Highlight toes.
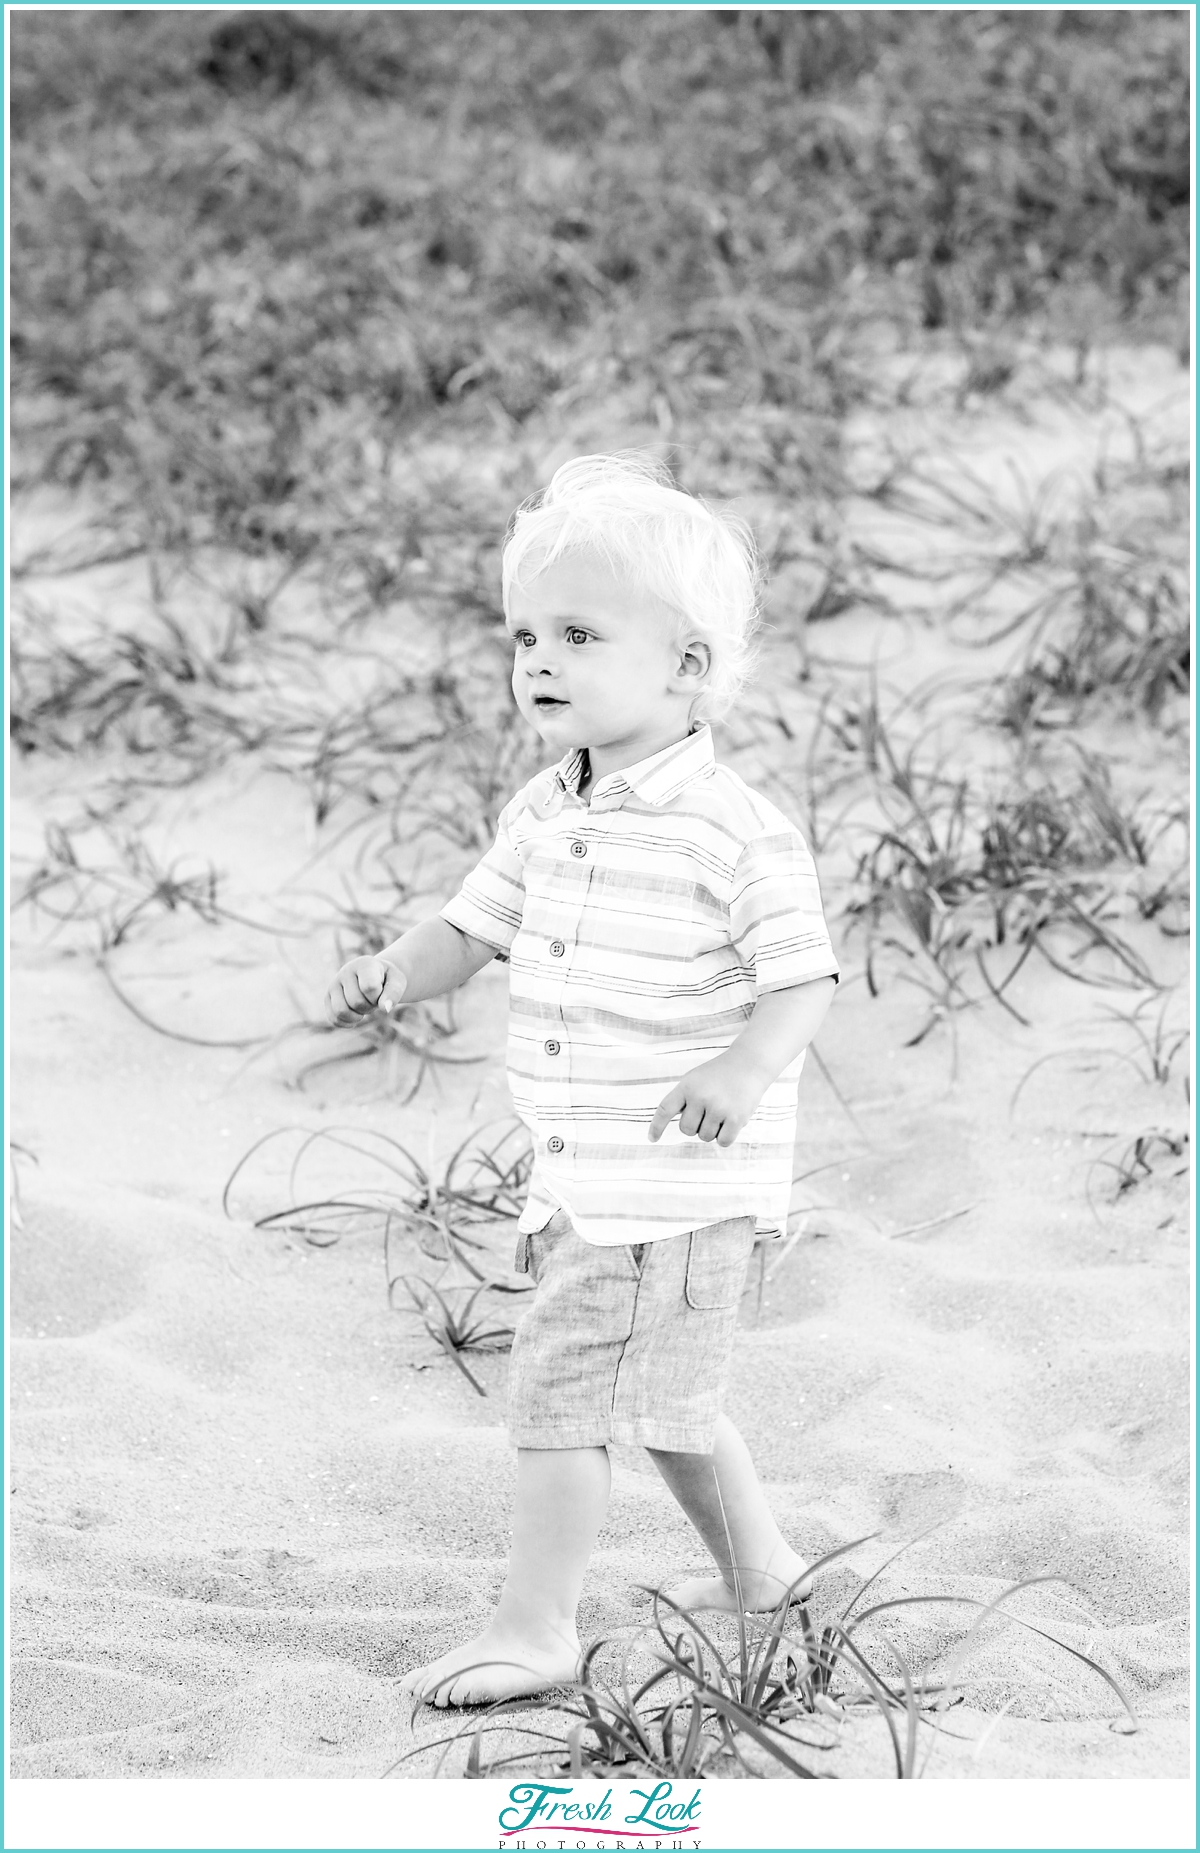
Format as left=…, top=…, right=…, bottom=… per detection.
left=410, top=1662, right=483, bottom=1708
left=402, top=1665, right=444, bottom=1705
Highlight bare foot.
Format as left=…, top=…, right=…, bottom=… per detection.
left=662, top=1556, right=813, bottom=1615
left=400, top=1621, right=582, bottom=1708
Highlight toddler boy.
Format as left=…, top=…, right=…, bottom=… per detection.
left=326, top=454, right=839, bottom=1706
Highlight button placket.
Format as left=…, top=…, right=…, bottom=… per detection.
left=536, top=813, right=586, bottom=1179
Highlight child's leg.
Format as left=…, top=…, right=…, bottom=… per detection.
left=646, top=1414, right=812, bottom=1613
left=400, top=1445, right=610, bottom=1706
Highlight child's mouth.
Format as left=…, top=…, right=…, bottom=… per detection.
left=533, top=696, right=569, bottom=711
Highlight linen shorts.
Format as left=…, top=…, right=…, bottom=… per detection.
left=506, top=1208, right=757, bottom=1453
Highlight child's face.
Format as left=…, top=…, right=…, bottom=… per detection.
left=505, top=551, right=709, bottom=776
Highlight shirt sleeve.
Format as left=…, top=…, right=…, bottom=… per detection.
left=728, top=825, right=840, bottom=993
left=439, top=792, right=526, bottom=962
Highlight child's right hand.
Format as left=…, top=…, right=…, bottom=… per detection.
left=325, top=956, right=408, bottom=1026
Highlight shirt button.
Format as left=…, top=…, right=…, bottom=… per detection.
left=547, top=1136, right=564, bottom=1154
left=549, top=940, right=565, bottom=957
left=571, top=840, right=587, bottom=857
left=544, top=1039, right=561, bottom=1055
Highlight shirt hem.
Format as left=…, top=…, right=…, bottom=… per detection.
left=517, top=1196, right=783, bottom=1246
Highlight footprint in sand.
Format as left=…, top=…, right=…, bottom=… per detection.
left=878, top=1468, right=968, bottom=1534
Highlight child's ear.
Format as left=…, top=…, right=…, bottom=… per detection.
left=677, top=639, right=711, bottom=683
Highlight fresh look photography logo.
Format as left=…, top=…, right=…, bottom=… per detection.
left=499, top=1780, right=702, bottom=1847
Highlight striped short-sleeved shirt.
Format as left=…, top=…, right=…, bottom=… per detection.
left=440, top=723, right=839, bottom=1246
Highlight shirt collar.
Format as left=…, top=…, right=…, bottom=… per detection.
left=553, top=724, right=715, bottom=809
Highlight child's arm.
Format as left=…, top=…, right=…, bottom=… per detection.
left=326, top=918, right=497, bottom=1025
left=648, top=975, right=836, bottom=1147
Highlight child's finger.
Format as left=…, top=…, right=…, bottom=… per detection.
left=678, top=1101, right=705, bottom=1138
left=357, top=960, right=385, bottom=1006
left=337, top=972, right=372, bottom=1018
left=376, top=963, right=407, bottom=1015
left=326, top=982, right=354, bottom=1026
left=648, top=1082, right=686, bottom=1142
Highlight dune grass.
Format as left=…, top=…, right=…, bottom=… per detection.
left=9, top=10, right=1187, bottom=595
left=222, top=1115, right=532, bottom=1254
left=222, top=1116, right=536, bottom=1393
left=393, top=1538, right=1138, bottom=1780
left=841, top=712, right=1174, bottom=1026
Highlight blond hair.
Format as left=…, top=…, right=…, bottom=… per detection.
left=501, top=452, right=763, bottom=722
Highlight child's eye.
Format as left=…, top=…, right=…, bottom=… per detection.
left=566, top=627, right=590, bottom=646
left=513, top=631, right=534, bottom=649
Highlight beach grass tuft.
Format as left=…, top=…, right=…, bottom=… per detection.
left=392, top=1537, right=1138, bottom=1779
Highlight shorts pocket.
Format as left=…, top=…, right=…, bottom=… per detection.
left=517, top=1210, right=572, bottom=1284
left=684, top=1219, right=755, bottom=1312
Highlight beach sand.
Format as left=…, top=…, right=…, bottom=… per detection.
left=9, top=347, right=1191, bottom=1780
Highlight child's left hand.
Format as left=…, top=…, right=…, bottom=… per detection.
left=648, top=1051, right=768, bottom=1148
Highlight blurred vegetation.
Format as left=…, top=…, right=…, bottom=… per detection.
left=10, top=8, right=1191, bottom=1057
left=10, top=7, right=1189, bottom=559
